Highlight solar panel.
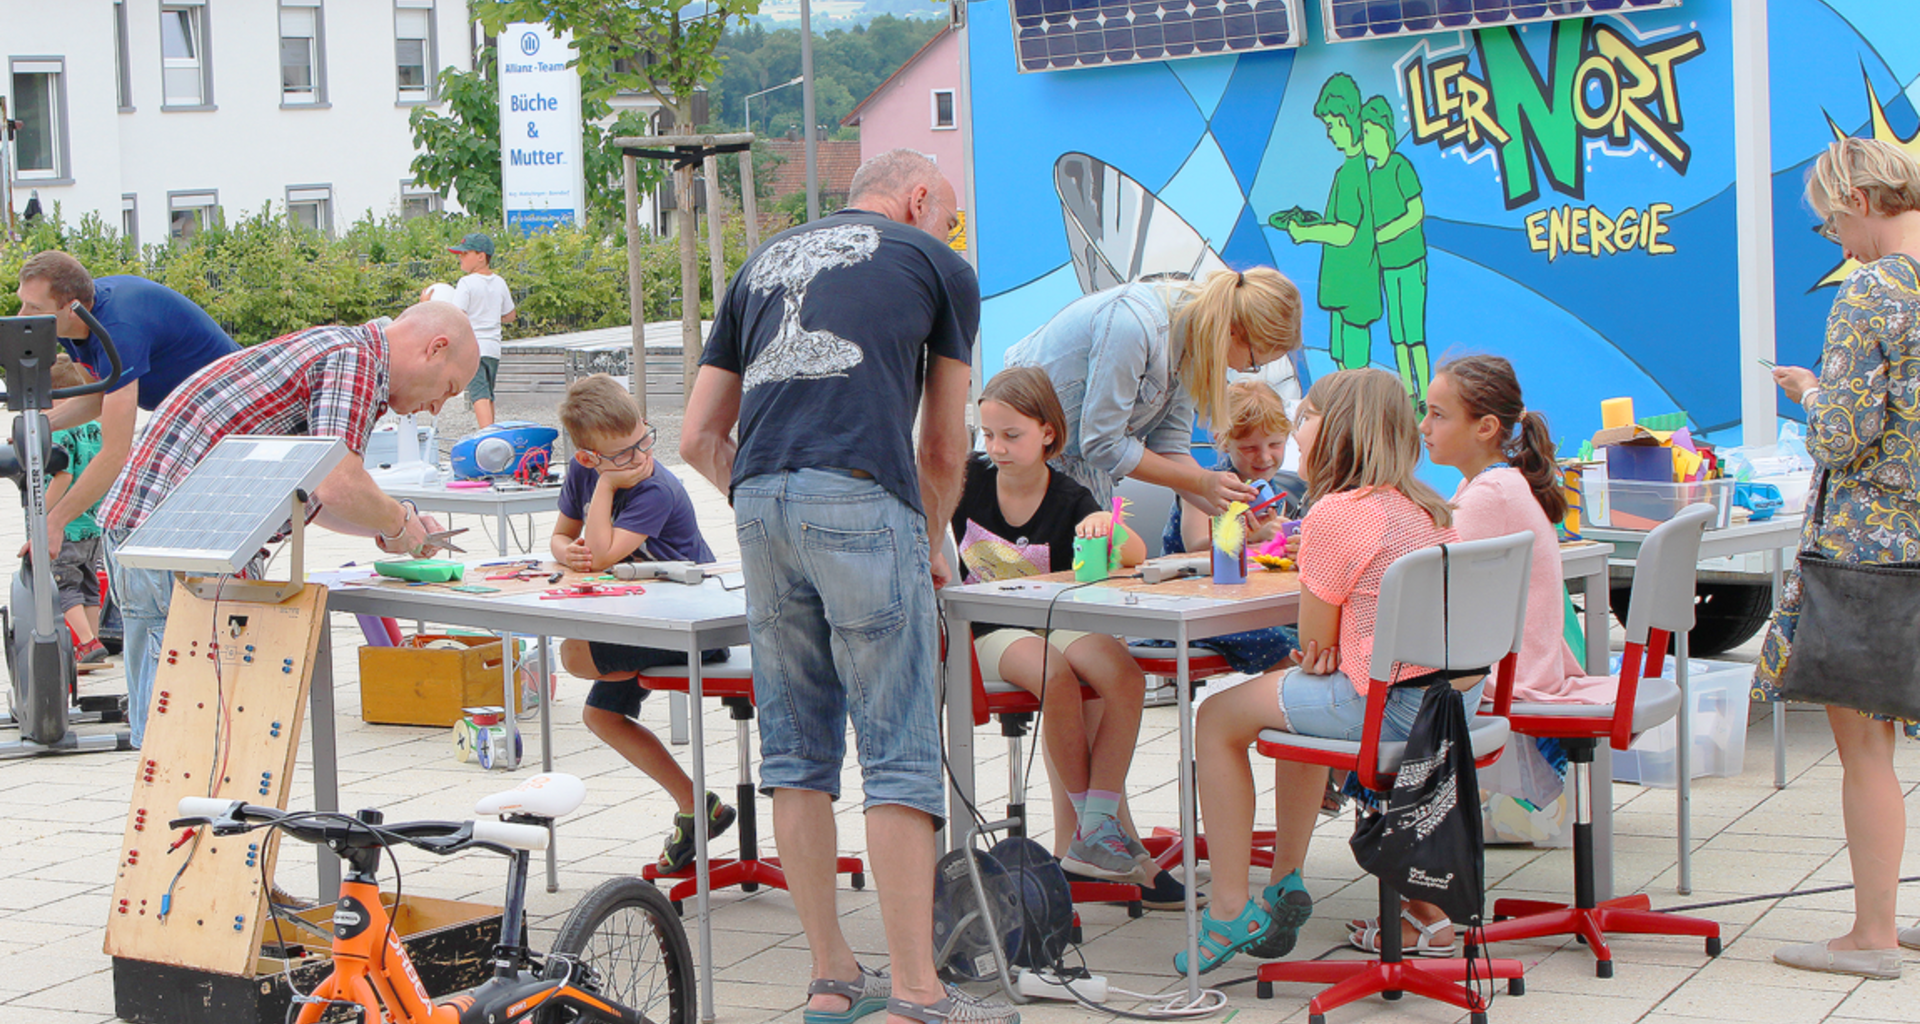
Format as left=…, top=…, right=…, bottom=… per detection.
left=113, top=436, right=348, bottom=574
left=1320, top=0, right=1679, bottom=43
left=1013, top=0, right=1302, bottom=73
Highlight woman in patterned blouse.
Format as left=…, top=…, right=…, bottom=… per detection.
left=1761, top=136, right=1920, bottom=981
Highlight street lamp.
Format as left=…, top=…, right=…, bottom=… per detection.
left=744, top=76, right=804, bottom=136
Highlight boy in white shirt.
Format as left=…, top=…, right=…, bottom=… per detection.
left=425, top=233, right=517, bottom=427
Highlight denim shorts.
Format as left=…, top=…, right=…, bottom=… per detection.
left=1278, top=668, right=1488, bottom=743
left=734, top=469, right=944, bottom=822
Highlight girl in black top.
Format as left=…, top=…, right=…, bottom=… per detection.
left=949, top=367, right=1153, bottom=885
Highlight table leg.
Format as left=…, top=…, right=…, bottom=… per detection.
left=311, top=633, right=340, bottom=902
left=943, top=612, right=976, bottom=854
left=496, top=507, right=510, bottom=558
left=689, top=637, right=715, bottom=1024
left=1674, top=630, right=1692, bottom=896
left=669, top=691, right=690, bottom=745
left=1176, top=624, right=1199, bottom=1004
left=540, top=635, right=558, bottom=893
left=502, top=632, right=521, bottom=770
left=1580, top=567, right=1615, bottom=903
left=1770, top=547, right=1787, bottom=790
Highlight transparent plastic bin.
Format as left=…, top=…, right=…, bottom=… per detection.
left=1612, top=658, right=1755, bottom=787
left=1584, top=475, right=1734, bottom=531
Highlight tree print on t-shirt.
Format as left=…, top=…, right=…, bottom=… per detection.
left=741, top=223, right=878, bottom=391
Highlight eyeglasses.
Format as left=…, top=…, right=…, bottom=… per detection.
left=1813, top=214, right=1842, bottom=243
left=583, top=427, right=656, bottom=468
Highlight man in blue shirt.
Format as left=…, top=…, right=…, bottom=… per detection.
left=14, top=251, right=239, bottom=555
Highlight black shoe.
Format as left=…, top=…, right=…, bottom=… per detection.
left=656, top=792, right=736, bottom=875
left=1062, top=867, right=1209, bottom=911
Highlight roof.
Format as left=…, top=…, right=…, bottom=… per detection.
left=840, top=25, right=952, bottom=127
left=763, top=139, right=863, bottom=198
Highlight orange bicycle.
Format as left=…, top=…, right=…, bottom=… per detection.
left=175, top=773, right=691, bottom=1024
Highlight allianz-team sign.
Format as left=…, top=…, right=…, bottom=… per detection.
left=499, top=22, right=584, bottom=232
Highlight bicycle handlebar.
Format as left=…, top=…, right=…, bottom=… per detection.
left=59, top=302, right=123, bottom=399
left=172, top=799, right=549, bottom=855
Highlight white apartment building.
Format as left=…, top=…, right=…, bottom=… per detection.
left=4, top=0, right=475, bottom=247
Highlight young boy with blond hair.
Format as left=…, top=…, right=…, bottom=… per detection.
left=550, top=374, right=733, bottom=873
left=45, top=354, right=109, bottom=664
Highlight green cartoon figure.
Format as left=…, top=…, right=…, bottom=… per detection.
left=1361, top=95, right=1431, bottom=410
left=1281, top=73, right=1381, bottom=375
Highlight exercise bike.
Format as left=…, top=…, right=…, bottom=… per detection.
left=0, top=302, right=126, bottom=756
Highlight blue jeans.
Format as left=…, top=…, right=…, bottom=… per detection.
left=734, top=469, right=944, bottom=821
left=1278, top=668, right=1488, bottom=743
left=104, top=527, right=174, bottom=749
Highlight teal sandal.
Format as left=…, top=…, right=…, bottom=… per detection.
left=1245, top=871, right=1313, bottom=959
left=802, top=964, right=891, bottom=1024
left=1172, top=898, right=1273, bottom=974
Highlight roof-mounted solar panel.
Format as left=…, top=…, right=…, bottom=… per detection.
left=1014, top=0, right=1302, bottom=72
left=1321, top=0, right=1680, bottom=44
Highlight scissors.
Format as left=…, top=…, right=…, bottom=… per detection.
left=412, top=527, right=469, bottom=558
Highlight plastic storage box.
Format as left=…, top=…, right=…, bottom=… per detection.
left=1582, top=473, right=1734, bottom=531
left=1612, top=658, right=1755, bottom=787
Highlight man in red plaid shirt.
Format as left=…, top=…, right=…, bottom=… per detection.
left=100, top=300, right=480, bottom=747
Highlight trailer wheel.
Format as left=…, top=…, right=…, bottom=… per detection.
left=1608, top=580, right=1776, bottom=658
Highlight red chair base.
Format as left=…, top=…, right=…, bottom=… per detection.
left=644, top=855, right=866, bottom=910
left=1066, top=880, right=1145, bottom=920
left=1256, top=955, right=1526, bottom=1023
left=1146, top=827, right=1276, bottom=871
left=1482, top=894, right=1721, bottom=977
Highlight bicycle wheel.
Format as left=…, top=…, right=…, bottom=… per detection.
left=547, top=876, right=694, bottom=1024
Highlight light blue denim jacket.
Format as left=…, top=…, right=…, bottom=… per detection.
left=1004, top=282, right=1196, bottom=498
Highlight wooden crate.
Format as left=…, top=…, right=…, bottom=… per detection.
left=112, top=893, right=501, bottom=1024
left=358, top=634, right=518, bottom=728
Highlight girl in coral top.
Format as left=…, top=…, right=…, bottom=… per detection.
left=1184, top=368, right=1469, bottom=974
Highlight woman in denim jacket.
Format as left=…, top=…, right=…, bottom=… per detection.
left=1005, top=268, right=1302, bottom=514
left=1761, top=137, right=1920, bottom=982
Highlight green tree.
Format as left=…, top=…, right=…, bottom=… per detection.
left=408, top=47, right=504, bottom=224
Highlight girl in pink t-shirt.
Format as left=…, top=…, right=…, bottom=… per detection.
left=1421, top=355, right=1613, bottom=703
left=1183, top=369, right=1471, bottom=973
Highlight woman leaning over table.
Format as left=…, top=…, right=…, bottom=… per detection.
left=1004, top=267, right=1302, bottom=515
left=1760, top=136, right=1920, bottom=982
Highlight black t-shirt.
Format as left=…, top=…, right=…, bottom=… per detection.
left=700, top=208, right=981, bottom=514
left=950, top=454, right=1101, bottom=637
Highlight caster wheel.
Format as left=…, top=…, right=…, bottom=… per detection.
left=1575, top=934, right=1588, bottom=945
left=1069, top=925, right=1083, bottom=944
left=1309, top=1015, right=1325, bottom=1024
left=1126, top=901, right=1144, bottom=920
left=852, top=873, right=866, bottom=891
left=1384, top=990, right=1402, bottom=1001
left=742, top=882, right=759, bottom=894
left=1471, top=1014, right=1487, bottom=1024
left=1508, top=977, right=1525, bottom=996
left=670, top=900, right=684, bottom=917
left=1597, top=960, right=1614, bottom=979
left=1256, top=981, right=1273, bottom=1000
left=1706, top=936, right=1722, bottom=956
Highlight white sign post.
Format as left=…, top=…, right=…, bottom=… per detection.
left=499, top=22, right=585, bottom=232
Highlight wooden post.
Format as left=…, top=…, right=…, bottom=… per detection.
left=739, top=138, right=761, bottom=251
left=702, top=151, right=727, bottom=318
left=623, top=152, right=648, bottom=420
left=677, top=159, right=701, bottom=401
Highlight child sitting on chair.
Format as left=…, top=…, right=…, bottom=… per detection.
left=949, top=366, right=1155, bottom=885
left=1184, top=368, right=1476, bottom=974
left=549, top=374, right=733, bottom=874
left=45, top=354, right=109, bottom=664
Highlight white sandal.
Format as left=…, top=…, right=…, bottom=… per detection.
left=1347, top=909, right=1457, bottom=957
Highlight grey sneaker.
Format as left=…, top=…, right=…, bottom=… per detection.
left=1120, top=830, right=1158, bottom=876
left=1773, top=939, right=1900, bottom=980
left=1062, top=819, right=1152, bottom=884
left=887, top=985, right=1019, bottom=1024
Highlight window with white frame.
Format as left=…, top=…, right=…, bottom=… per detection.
left=395, top=1, right=435, bottom=102
left=10, top=59, right=69, bottom=180
left=281, top=1, right=325, bottom=104
left=160, top=2, right=212, bottom=108
left=122, top=195, right=139, bottom=249
left=286, top=184, right=332, bottom=234
left=932, top=89, right=956, bottom=130
left=114, top=1, right=134, bottom=109
left=400, top=180, right=442, bottom=220
left=169, top=190, right=218, bottom=243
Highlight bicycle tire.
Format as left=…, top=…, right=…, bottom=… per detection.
left=545, top=876, right=694, bottom=1024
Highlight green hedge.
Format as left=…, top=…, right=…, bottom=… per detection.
left=0, top=203, right=758, bottom=346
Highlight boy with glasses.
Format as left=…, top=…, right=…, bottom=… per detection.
left=550, top=374, right=734, bottom=874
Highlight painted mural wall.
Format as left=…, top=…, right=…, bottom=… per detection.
left=966, top=0, right=1907, bottom=456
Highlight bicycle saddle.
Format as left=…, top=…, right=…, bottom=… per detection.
left=475, top=772, right=586, bottom=819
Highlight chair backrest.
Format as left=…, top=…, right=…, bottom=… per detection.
left=1371, top=532, right=1535, bottom=680
left=1620, top=503, right=1714, bottom=643
left=1114, top=475, right=1175, bottom=559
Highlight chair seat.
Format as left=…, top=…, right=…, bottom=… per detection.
left=1257, top=713, right=1510, bottom=773
left=634, top=646, right=756, bottom=700
left=1503, top=676, right=1681, bottom=738
left=1127, top=642, right=1233, bottom=677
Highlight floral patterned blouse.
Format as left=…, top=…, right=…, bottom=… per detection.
left=1753, top=253, right=1920, bottom=738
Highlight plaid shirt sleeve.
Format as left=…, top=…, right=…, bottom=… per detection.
left=306, top=343, right=384, bottom=454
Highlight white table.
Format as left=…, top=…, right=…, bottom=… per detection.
left=940, top=541, right=1614, bottom=1000
left=381, top=482, right=563, bottom=557
left=319, top=571, right=747, bottom=1023
left=1582, top=515, right=1802, bottom=894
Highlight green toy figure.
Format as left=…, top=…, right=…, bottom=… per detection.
left=1361, top=95, right=1431, bottom=411
left=1284, top=73, right=1382, bottom=377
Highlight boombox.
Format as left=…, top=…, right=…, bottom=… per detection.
left=450, top=422, right=559, bottom=481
